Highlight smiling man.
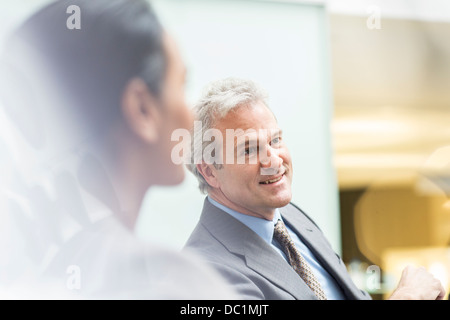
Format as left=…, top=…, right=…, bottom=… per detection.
left=184, top=77, right=446, bottom=300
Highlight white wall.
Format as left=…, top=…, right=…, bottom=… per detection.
left=136, top=0, right=341, bottom=253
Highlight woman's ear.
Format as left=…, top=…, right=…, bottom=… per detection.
left=121, top=78, right=162, bottom=144
left=196, top=162, right=220, bottom=189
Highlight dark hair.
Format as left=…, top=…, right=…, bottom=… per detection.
left=0, top=0, right=166, bottom=149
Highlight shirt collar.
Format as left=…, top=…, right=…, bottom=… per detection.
left=207, top=196, right=281, bottom=245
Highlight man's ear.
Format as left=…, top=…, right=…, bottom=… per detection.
left=196, top=162, right=220, bottom=189
left=121, top=78, right=162, bottom=143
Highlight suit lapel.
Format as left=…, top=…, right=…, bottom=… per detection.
left=242, top=232, right=318, bottom=300
left=200, top=199, right=317, bottom=300
left=280, top=204, right=364, bottom=299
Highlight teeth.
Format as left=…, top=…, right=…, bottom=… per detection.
left=262, top=176, right=282, bottom=184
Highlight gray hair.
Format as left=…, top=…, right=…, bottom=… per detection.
left=186, top=77, right=269, bottom=194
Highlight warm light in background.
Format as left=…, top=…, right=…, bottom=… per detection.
left=332, top=0, right=450, bottom=299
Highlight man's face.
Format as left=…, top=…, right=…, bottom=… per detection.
left=209, top=102, right=293, bottom=220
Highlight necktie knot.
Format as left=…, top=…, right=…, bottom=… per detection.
left=273, top=219, right=327, bottom=300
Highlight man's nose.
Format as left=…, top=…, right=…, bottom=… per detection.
left=260, top=146, right=282, bottom=175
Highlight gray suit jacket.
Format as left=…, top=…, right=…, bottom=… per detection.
left=184, top=198, right=372, bottom=300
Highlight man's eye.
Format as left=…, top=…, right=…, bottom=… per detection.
left=271, top=137, right=281, bottom=145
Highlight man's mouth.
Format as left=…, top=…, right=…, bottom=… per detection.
left=259, top=173, right=285, bottom=185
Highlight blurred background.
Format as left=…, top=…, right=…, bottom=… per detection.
left=1, top=0, right=449, bottom=299
left=329, top=0, right=450, bottom=299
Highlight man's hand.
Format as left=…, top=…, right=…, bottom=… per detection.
left=388, top=265, right=446, bottom=300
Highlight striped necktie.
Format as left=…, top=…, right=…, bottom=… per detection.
left=273, top=219, right=327, bottom=300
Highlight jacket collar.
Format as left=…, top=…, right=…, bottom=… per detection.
left=279, top=204, right=368, bottom=300
left=200, top=198, right=318, bottom=300
left=200, top=198, right=368, bottom=300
